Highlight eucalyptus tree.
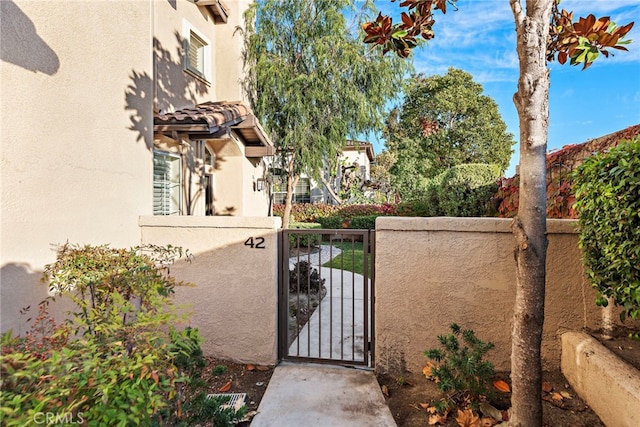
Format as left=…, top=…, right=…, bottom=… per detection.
left=363, top=1, right=633, bottom=425
left=243, top=0, right=409, bottom=227
left=387, top=68, right=515, bottom=199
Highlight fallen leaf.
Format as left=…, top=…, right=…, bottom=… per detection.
left=560, top=391, right=572, bottom=399
left=381, top=384, right=389, bottom=398
left=502, top=410, right=510, bottom=421
left=551, top=392, right=563, bottom=401
left=542, top=381, right=553, bottom=393
left=481, top=417, right=497, bottom=426
left=429, top=413, right=446, bottom=425
left=423, top=362, right=435, bottom=378
left=419, top=403, right=430, bottom=410
left=256, top=365, right=269, bottom=371
left=456, top=408, right=480, bottom=427
left=151, top=370, right=159, bottom=385
left=246, top=364, right=256, bottom=371
left=218, top=380, right=232, bottom=392
left=493, top=380, right=510, bottom=393
left=426, top=405, right=438, bottom=414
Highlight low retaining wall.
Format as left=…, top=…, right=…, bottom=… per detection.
left=374, top=217, right=612, bottom=374
left=139, top=215, right=281, bottom=366
left=562, top=331, right=640, bottom=427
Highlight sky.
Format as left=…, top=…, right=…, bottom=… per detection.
left=366, top=0, right=640, bottom=177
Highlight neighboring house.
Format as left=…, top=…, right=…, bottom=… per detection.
left=272, top=140, right=376, bottom=205
left=1, top=0, right=273, bottom=333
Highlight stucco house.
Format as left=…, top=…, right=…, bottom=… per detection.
left=1, top=0, right=275, bottom=336
left=272, top=140, right=376, bottom=205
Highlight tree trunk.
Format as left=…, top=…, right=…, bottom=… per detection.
left=319, top=174, right=343, bottom=205
left=282, top=153, right=299, bottom=229
left=508, top=1, right=552, bottom=425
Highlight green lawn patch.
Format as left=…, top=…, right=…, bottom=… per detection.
left=322, top=241, right=371, bottom=276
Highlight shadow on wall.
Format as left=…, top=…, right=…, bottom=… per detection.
left=0, top=263, right=59, bottom=335
left=0, top=0, right=60, bottom=75
left=125, top=33, right=208, bottom=151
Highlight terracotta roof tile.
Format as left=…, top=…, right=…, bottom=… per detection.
left=155, top=101, right=251, bottom=128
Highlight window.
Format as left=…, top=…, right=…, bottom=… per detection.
left=153, top=151, right=182, bottom=215
left=294, top=178, right=311, bottom=203
left=183, top=21, right=211, bottom=82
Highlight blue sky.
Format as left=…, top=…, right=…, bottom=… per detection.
left=366, top=0, right=640, bottom=176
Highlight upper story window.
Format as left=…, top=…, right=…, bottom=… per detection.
left=183, top=21, right=211, bottom=83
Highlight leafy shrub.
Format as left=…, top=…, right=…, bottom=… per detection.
left=349, top=215, right=379, bottom=230
left=428, top=164, right=501, bottom=217
left=0, top=244, right=243, bottom=427
left=424, top=324, right=495, bottom=412
left=336, top=203, right=397, bottom=218
left=317, top=215, right=345, bottom=229
left=573, top=138, right=640, bottom=324
left=289, top=261, right=326, bottom=293
left=396, top=200, right=432, bottom=217
left=289, top=222, right=321, bottom=248
left=274, top=203, right=338, bottom=223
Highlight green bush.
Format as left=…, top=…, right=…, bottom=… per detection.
left=427, top=163, right=501, bottom=217
left=349, top=215, right=379, bottom=230
left=273, top=203, right=338, bottom=222
left=317, top=216, right=344, bottom=229
left=289, top=222, right=321, bottom=248
left=424, top=324, right=495, bottom=412
left=396, top=200, right=432, bottom=217
left=0, top=244, right=243, bottom=427
left=573, top=138, right=640, bottom=324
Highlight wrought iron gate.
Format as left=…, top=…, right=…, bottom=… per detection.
left=278, top=229, right=375, bottom=367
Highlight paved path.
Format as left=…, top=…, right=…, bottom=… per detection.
left=250, top=362, right=396, bottom=427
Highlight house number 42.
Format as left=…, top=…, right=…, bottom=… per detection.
left=244, top=237, right=266, bottom=249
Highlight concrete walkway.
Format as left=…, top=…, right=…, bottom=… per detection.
left=250, top=362, right=396, bottom=427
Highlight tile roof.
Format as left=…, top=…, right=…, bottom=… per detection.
left=154, top=101, right=273, bottom=153
left=155, top=101, right=250, bottom=128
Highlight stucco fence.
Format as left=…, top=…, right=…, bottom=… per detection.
left=374, top=216, right=622, bottom=375
left=140, top=215, right=624, bottom=374
left=139, top=216, right=281, bottom=366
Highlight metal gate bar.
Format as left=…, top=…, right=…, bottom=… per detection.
left=278, top=228, right=374, bottom=367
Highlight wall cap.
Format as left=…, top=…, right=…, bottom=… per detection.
left=375, top=217, right=578, bottom=234
left=139, top=215, right=282, bottom=229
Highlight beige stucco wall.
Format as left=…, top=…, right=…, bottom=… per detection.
left=139, top=215, right=281, bottom=365
left=374, top=217, right=625, bottom=374
left=1, top=0, right=154, bottom=333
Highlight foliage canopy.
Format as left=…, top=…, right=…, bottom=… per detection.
left=386, top=68, right=514, bottom=199
left=574, top=137, right=640, bottom=324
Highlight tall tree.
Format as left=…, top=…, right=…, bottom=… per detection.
left=363, top=1, right=633, bottom=425
left=243, top=0, right=409, bottom=228
left=387, top=68, right=515, bottom=199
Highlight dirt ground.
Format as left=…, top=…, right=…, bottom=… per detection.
left=592, top=326, right=640, bottom=371
left=377, top=326, right=640, bottom=427
left=198, top=357, right=274, bottom=426
left=203, top=326, right=640, bottom=427
left=376, top=369, right=604, bottom=427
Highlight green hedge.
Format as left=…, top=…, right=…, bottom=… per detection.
left=573, top=138, right=640, bottom=323
left=426, top=163, right=501, bottom=217
left=289, top=222, right=321, bottom=248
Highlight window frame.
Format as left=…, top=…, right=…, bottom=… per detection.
left=183, top=20, right=212, bottom=83
left=153, top=150, right=182, bottom=216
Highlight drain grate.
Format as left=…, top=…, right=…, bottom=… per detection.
left=207, top=392, right=246, bottom=412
